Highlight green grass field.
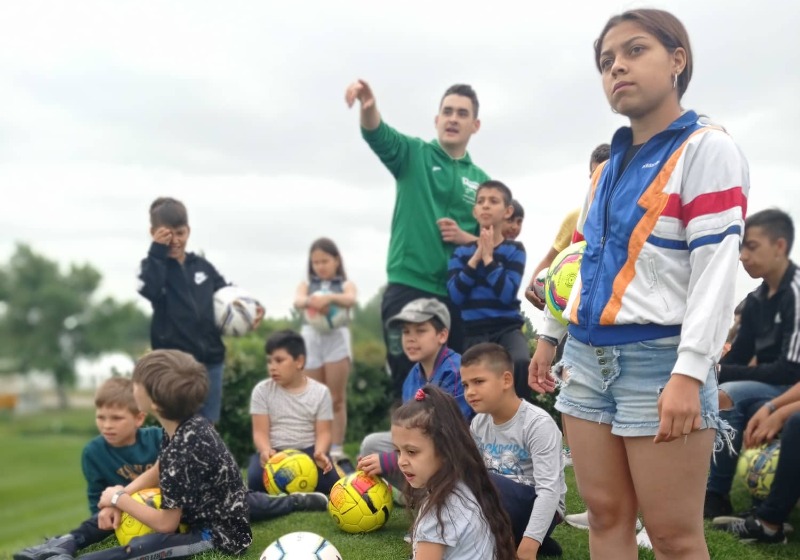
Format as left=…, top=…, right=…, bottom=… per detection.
left=1, top=407, right=797, bottom=560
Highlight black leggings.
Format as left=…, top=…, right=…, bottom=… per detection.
left=76, top=531, right=213, bottom=560
left=756, top=412, right=800, bottom=525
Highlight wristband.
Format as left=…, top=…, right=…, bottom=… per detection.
left=764, top=401, right=777, bottom=414
left=111, top=489, right=126, bottom=507
left=538, top=334, right=559, bottom=347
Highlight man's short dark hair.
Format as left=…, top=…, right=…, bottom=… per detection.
left=265, top=329, right=306, bottom=359
left=590, top=143, right=611, bottom=166
left=441, top=84, right=479, bottom=118
left=745, top=208, right=794, bottom=254
left=476, top=180, right=513, bottom=207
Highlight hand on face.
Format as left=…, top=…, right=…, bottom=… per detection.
left=152, top=227, right=172, bottom=246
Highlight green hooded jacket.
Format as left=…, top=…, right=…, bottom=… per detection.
left=363, top=120, right=490, bottom=296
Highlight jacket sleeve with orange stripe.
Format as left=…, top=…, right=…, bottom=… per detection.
left=671, top=129, right=749, bottom=383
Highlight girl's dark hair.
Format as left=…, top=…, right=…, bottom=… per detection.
left=594, top=9, right=693, bottom=99
left=392, top=385, right=516, bottom=560
left=307, top=237, right=346, bottom=280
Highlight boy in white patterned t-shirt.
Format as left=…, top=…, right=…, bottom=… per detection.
left=247, top=329, right=340, bottom=494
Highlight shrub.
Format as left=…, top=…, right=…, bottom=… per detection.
left=217, top=326, right=393, bottom=466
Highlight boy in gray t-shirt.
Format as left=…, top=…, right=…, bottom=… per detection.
left=462, top=343, right=567, bottom=559
left=246, top=330, right=340, bottom=494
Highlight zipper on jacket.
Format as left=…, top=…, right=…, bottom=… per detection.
left=182, top=261, right=206, bottom=361
left=583, top=141, right=648, bottom=344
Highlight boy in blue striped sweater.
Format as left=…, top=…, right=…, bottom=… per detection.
left=447, top=180, right=531, bottom=400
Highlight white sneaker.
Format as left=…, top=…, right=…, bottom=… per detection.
left=565, top=511, right=643, bottom=532
left=565, top=511, right=590, bottom=530
left=561, top=447, right=573, bottom=467
left=636, top=527, right=652, bottom=549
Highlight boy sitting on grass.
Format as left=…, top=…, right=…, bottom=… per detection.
left=247, top=330, right=340, bottom=495
left=47, top=350, right=253, bottom=560
left=462, top=343, right=566, bottom=559
left=357, top=298, right=471, bottom=489
left=14, top=378, right=162, bottom=560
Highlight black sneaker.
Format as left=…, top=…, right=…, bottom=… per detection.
left=14, top=536, right=76, bottom=560
left=713, top=515, right=787, bottom=544
left=703, top=491, right=732, bottom=519
left=539, top=536, right=563, bottom=557
left=334, top=457, right=356, bottom=476
left=291, top=492, right=329, bottom=512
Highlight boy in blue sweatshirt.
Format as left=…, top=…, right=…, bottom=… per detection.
left=357, top=298, right=471, bottom=488
left=447, top=180, right=530, bottom=400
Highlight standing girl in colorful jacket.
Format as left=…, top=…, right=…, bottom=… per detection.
left=530, top=9, right=749, bottom=559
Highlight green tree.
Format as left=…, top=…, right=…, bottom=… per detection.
left=0, top=244, right=150, bottom=407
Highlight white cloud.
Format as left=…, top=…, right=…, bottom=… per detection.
left=1, top=0, right=798, bottom=327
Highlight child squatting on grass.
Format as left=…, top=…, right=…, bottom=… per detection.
left=391, top=384, right=517, bottom=560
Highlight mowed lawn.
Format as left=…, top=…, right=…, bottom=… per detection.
left=1, top=406, right=798, bottom=560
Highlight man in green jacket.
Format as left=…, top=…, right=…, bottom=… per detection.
left=346, top=79, right=489, bottom=397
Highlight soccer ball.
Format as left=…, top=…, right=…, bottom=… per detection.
left=531, top=268, right=548, bottom=301
left=213, top=286, right=262, bottom=336
left=260, top=532, right=342, bottom=560
left=545, top=241, right=586, bottom=325
left=263, top=450, right=319, bottom=495
left=328, top=471, right=393, bottom=533
left=737, top=440, right=781, bottom=499
left=114, top=488, right=187, bottom=545
left=304, top=290, right=350, bottom=333
left=115, top=488, right=162, bottom=545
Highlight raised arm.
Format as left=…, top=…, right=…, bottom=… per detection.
left=136, top=229, right=173, bottom=302
left=345, top=79, right=380, bottom=131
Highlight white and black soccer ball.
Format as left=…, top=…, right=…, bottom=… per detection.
left=260, top=531, right=342, bottom=560
left=213, top=286, right=262, bottom=337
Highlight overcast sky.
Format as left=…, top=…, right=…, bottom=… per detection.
left=1, top=0, right=798, bottom=329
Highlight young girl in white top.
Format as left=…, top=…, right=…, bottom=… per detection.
left=294, top=237, right=356, bottom=459
left=391, top=385, right=516, bottom=560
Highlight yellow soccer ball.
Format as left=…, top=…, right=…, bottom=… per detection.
left=545, top=241, right=586, bottom=325
left=114, top=488, right=188, bottom=546
left=737, top=441, right=781, bottom=499
left=328, top=471, right=393, bottom=534
left=263, top=449, right=319, bottom=495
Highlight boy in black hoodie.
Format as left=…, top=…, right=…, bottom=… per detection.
left=137, top=197, right=231, bottom=422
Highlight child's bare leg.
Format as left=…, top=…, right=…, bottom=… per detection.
left=323, top=358, right=350, bottom=447
left=626, top=430, right=715, bottom=560
left=565, top=415, right=638, bottom=560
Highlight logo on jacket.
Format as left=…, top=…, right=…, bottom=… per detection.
left=432, top=166, right=442, bottom=172
left=462, top=177, right=479, bottom=190
left=194, top=271, right=208, bottom=285
left=642, top=160, right=661, bottom=168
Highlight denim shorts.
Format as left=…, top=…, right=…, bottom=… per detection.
left=555, top=334, right=725, bottom=438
